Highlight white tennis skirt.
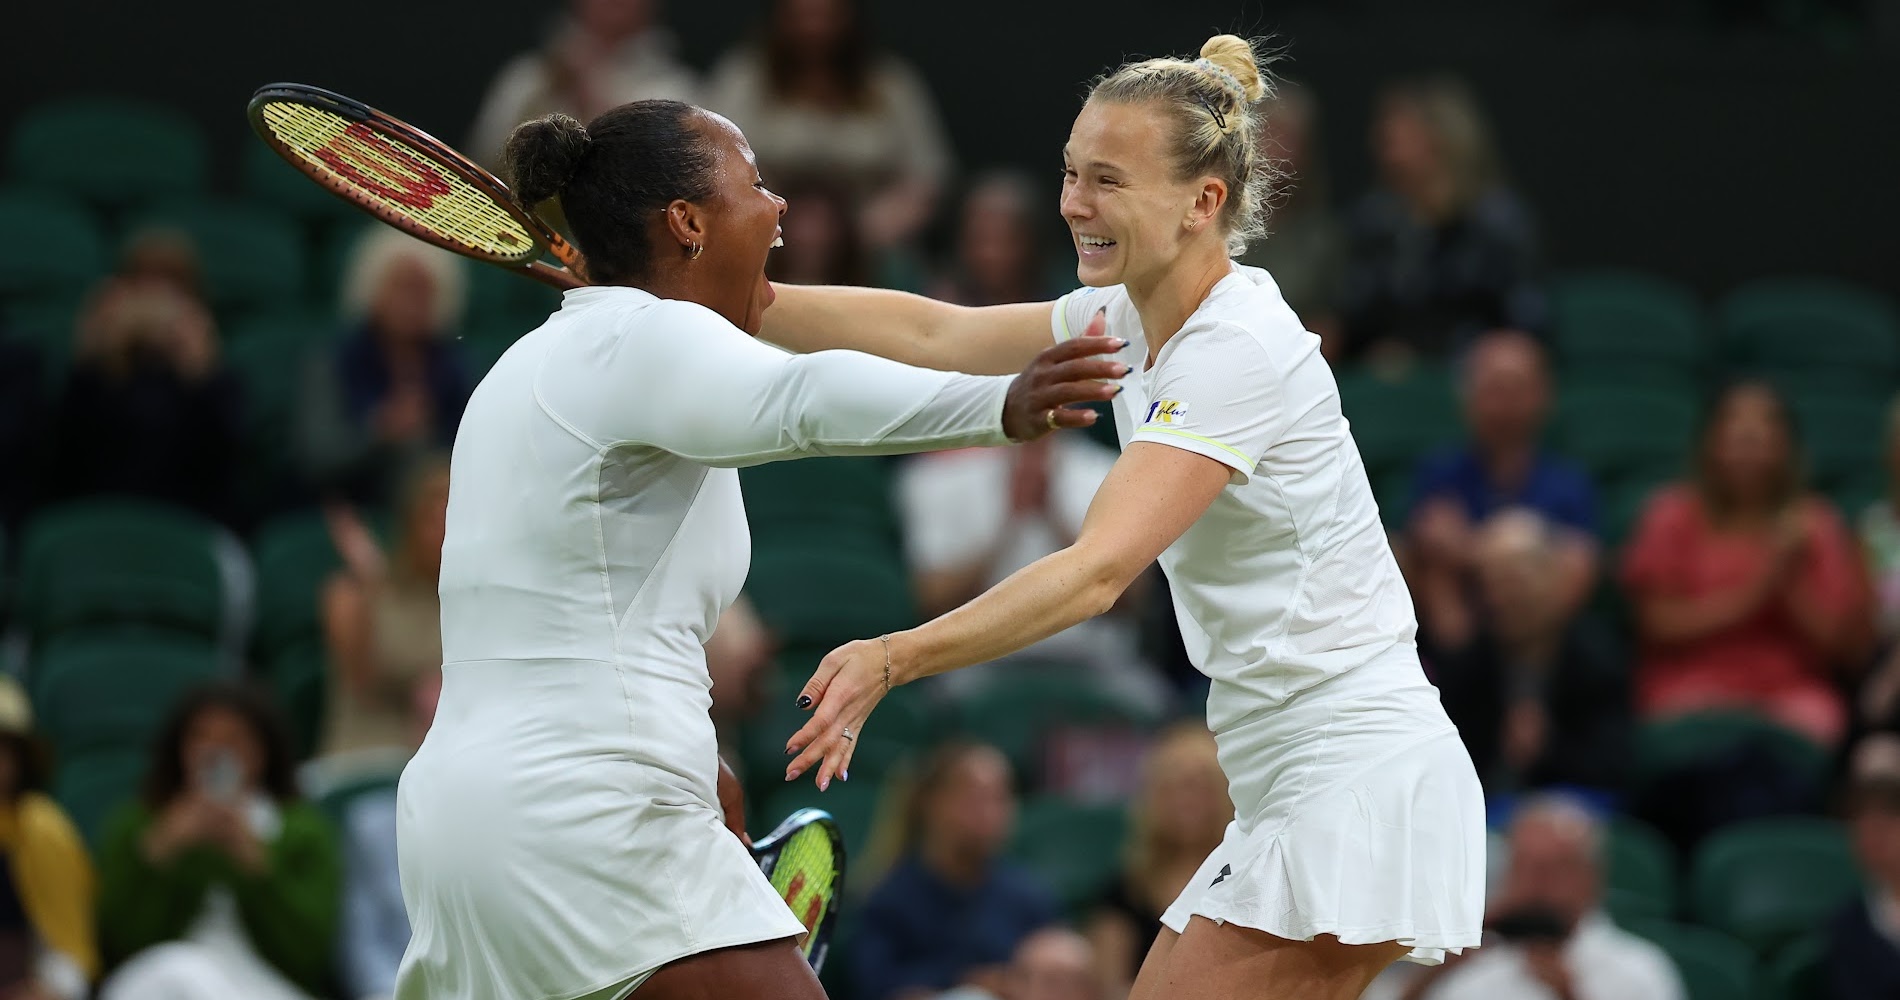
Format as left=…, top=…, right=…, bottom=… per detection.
left=1162, top=650, right=1486, bottom=965
left=392, top=658, right=806, bottom=1000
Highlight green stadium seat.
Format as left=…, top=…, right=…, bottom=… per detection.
left=1761, top=933, right=1825, bottom=1000
left=947, top=667, right=1162, bottom=779
left=741, top=458, right=917, bottom=646
left=1719, top=277, right=1900, bottom=389
left=1550, top=271, right=1705, bottom=384
left=132, top=200, right=306, bottom=314
left=250, top=510, right=346, bottom=661
left=15, top=498, right=252, bottom=647
left=465, top=259, right=562, bottom=333
left=1557, top=382, right=1698, bottom=485
left=2, top=291, right=84, bottom=390
left=1008, top=797, right=1127, bottom=911
left=1601, top=476, right=1665, bottom=548
left=1336, top=365, right=1461, bottom=479
left=1633, top=712, right=1830, bottom=803
left=265, top=641, right=329, bottom=761
left=1689, top=816, right=1861, bottom=955
left=224, top=316, right=324, bottom=458
left=0, top=188, right=109, bottom=299
left=52, top=749, right=146, bottom=849
left=1624, top=919, right=1758, bottom=1000
left=31, top=631, right=223, bottom=757
left=1606, top=815, right=1680, bottom=922
left=1782, top=391, right=1886, bottom=494
left=7, top=98, right=207, bottom=208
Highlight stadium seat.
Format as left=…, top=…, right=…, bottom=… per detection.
left=1600, top=475, right=1665, bottom=548
left=250, top=509, right=346, bottom=661
left=1336, top=365, right=1462, bottom=478
left=1761, top=933, right=1825, bottom=1000
left=1624, top=919, right=1758, bottom=1000
left=132, top=200, right=306, bottom=315
left=265, top=641, right=329, bottom=760
left=0, top=188, right=109, bottom=299
left=1718, top=277, right=1900, bottom=389
left=741, top=458, right=917, bottom=646
left=1606, top=815, right=1680, bottom=922
left=1549, top=271, right=1706, bottom=384
left=1633, top=711, right=1830, bottom=804
left=30, top=631, right=223, bottom=757
left=947, top=666, right=1162, bottom=779
left=14, top=498, right=252, bottom=648
left=223, top=314, right=327, bottom=502
left=465, top=259, right=562, bottom=333
left=2, top=292, right=84, bottom=389
left=1008, top=797, right=1127, bottom=911
left=1689, top=816, right=1861, bottom=955
left=7, top=98, right=208, bottom=208
left=52, top=749, right=146, bottom=849
left=1556, top=382, right=1698, bottom=486
left=1782, top=390, right=1886, bottom=493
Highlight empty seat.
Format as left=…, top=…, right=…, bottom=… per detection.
left=132, top=200, right=306, bottom=314
left=947, top=667, right=1162, bottom=780
left=1782, top=390, right=1886, bottom=493
left=8, top=98, right=207, bottom=208
left=0, top=188, right=109, bottom=299
left=1336, top=365, right=1462, bottom=478
left=1719, top=277, right=1900, bottom=389
left=1557, top=382, right=1698, bottom=485
left=1623, top=919, right=1758, bottom=1000
left=31, top=631, right=222, bottom=757
left=742, top=458, right=916, bottom=646
left=1008, top=797, right=1127, bottom=911
left=52, top=749, right=147, bottom=849
left=1606, top=815, right=1680, bottom=922
left=1633, top=711, right=1830, bottom=803
left=1689, top=816, right=1861, bottom=955
left=250, top=509, right=346, bottom=661
left=1550, top=271, right=1705, bottom=383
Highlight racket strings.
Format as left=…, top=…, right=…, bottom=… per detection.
left=259, top=102, right=538, bottom=261
left=770, top=826, right=841, bottom=946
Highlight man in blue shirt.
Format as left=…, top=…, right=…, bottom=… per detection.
left=1405, top=330, right=1599, bottom=652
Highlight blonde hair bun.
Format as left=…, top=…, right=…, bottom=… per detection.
left=1199, top=34, right=1268, bottom=103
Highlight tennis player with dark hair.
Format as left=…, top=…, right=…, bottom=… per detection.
left=769, top=36, right=1486, bottom=1000
left=390, top=100, right=1125, bottom=1000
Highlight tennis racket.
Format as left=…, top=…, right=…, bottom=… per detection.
left=246, top=83, right=584, bottom=290
left=751, top=808, right=847, bottom=973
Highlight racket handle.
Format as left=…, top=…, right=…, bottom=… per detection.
left=526, top=260, right=585, bottom=290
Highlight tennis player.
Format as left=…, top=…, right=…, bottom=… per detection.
left=769, top=36, right=1486, bottom=1000
left=391, top=101, right=1125, bottom=1000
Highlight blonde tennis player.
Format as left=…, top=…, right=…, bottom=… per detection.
left=392, top=100, right=1123, bottom=1000
left=766, top=36, right=1486, bottom=1000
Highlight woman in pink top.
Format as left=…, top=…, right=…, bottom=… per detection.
left=1622, top=380, right=1872, bottom=746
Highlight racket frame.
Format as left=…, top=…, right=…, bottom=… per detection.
left=750, top=807, right=848, bottom=974
left=246, top=82, right=584, bottom=290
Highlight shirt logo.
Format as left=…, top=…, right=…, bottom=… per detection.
left=1145, top=399, right=1189, bottom=425
left=1210, top=863, right=1232, bottom=887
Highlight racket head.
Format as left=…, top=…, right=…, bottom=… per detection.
left=752, top=808, right=847, bottom=973
left=246, top=83, right=580, bottom=273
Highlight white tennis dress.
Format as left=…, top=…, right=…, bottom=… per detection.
left=392, top=285, right=1015, bottom=1000
left=1053, top=264, right=1486, bottom=963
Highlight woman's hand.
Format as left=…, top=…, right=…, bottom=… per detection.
left=204, top=802, right=268, bottom=873
left=142, top=794, right=220, bottom=864
left=1000, top=320, right=1126, bottom=443
left=784, top=638, right=895, bottom=791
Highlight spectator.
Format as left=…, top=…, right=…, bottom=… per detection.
left=1005, top=928, right=1102, bottom=1000
left=1856, top=396, right=1900, bottom=730
left=116, top=227, right=204, bottom=299
left=931, top=171, right=1059, bottom=307
left=45, top=276, right=243, bottom=523
left=1411, top=795, right=1683, bottom=1000
left=705, top=0, right=954, bottom=251
left=466, top=0, right=697, bottom=166
left=298, top=229, right=472, bottom=508
left=852, top=742, right=1058, bottom=1000
left=0, top=677, right=98, bottom=1000
left=1085, top=724, right=1231, bottom=998
left=1341, top=76, right=1545, bottom=362
left=706, top=594, right=776, bottom=768
left=97, top=682, right=341, bottom=1000
left=1406, top=330, right=1598, bottom=652
left=313, top=455, right=449, bottom=784
left=1430, top=510, right=1631, bottom=794
left=765, top=179, right=871, bottom=287
left=1622, top=380, right=1872, bottom=748
left=1824, top=775, right=1900, bottom=1000
left=1238, top=82, right=1345, bottom=351
left=896, top=434, right=1165, bottom=712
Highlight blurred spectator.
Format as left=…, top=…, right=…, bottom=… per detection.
left=1004, top=928, right=1101, bottom=1000
left=1085, top=725, right=1231, bottom=998
left=97, top=682, right=341, bottom=1000
left=852, top=742, right=1058, bottom=1000
left=767, top=180, right=871, bottom=287
left=1621, top=380, right=1873, bottom=748
left=117, top=228, right=204, bottom=299
left=1406, top=331, right=1598, bottom=652
left=466, top=0, right=698, bottom=165
left=705, top=0, right=954, bottom=251
left=313, top=455, right=449, bottom=784
left=0, top=337, right=41, bottom=531
left=45, top=274, right=242, bottom=523
left=0, top=677, right=98, bottom=1000
left=931, top=171, right=1058, bottom=307
left=1239, top=82, right=1345, bottom=351
left=1430, top=511, right=1631, bottom=794
left=1824, top=775, right=1900, bottom=1000
left=1410, top=795, right=1683, bottom=1000
left=706, top=594, right=776, bottom=767
left=896, top=436, right=1166, bottom=711
left=1856, top=396, right=1900, bottom=730
left=299, top=229, right=472, bottom=508
left=1341, top=77, right=1545, bottom=362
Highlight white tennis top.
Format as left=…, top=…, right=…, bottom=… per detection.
left=1053, top=264, right=1419, bottom=732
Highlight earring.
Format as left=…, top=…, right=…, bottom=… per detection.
left=689, top=242, right=703, bottom=261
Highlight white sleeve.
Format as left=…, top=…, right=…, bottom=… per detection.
left=1050, top=286, right=1118, bottom=344
left=1128, top=322, right=1284, bottom=485
left=546, top=300, right=1013, bottom=468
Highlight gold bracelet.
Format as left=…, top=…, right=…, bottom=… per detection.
left=877, top=633, right=893, bottom=691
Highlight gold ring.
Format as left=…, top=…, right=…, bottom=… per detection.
left=1045, top=408, right=1060, bottom=430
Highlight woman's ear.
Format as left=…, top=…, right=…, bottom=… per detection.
left=664, top=199, right=708, bottom=252
left=1188, top=178, right=1229, bottom=232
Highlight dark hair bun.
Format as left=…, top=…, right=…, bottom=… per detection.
left=503, top=113, right=592, bottom=207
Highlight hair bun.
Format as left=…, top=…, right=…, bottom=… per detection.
left=503, top=113, right=592, bottom=207
left=1199, top=35, right=1268, bottom=103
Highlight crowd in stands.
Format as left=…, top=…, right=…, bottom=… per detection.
left=2, top=1, right=1899, bottom=999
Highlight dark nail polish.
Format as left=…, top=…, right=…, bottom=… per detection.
left=795, top=695, right=812, bottom=709
left=1114, top=385, right=1124, bottom=395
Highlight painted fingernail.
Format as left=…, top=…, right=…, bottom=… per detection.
left=795, top=695, right=812, bottom=709
left=785, top=769, right=800, bottom=781
left=818, top=776, right=830, bottom=792
left=1114, top=385, right=1124, bottom=395
left=841, top=770, right=849, bottom=782
left=1113, top=338, right=1128, bottom=348
left=785, top=745, right=799, bottom=755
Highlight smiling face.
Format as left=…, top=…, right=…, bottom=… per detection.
left=690, top=113, right=787, bottom=335
left=1060, top=99, right=1226, bottom=291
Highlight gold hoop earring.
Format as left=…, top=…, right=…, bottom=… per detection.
left=689, top=242, right=703, bottom=260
